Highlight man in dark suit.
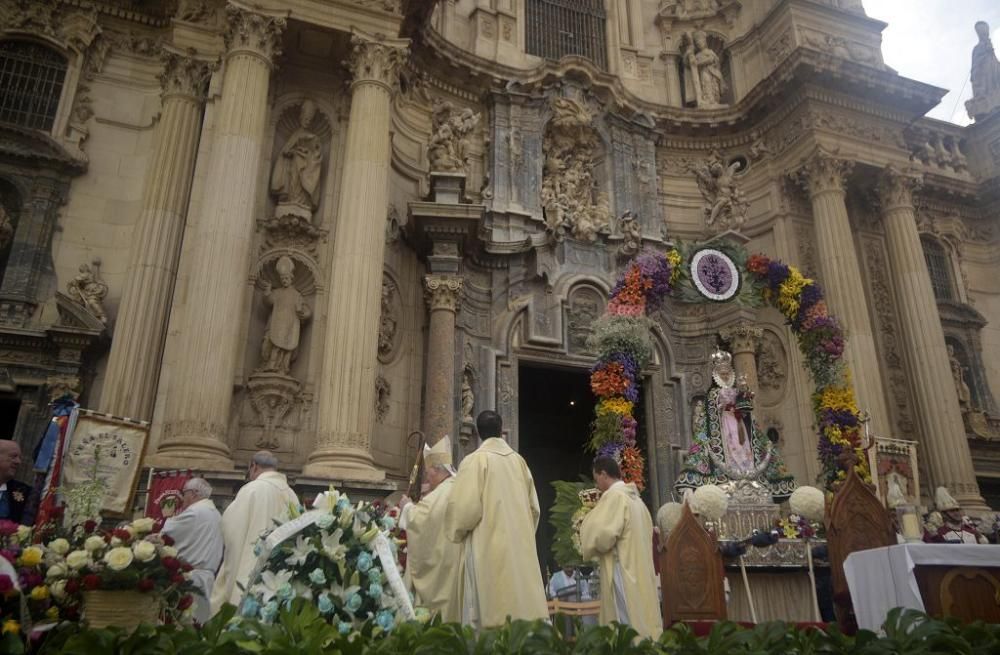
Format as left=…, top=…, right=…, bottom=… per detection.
left=0, top=440, right=30, bottom=524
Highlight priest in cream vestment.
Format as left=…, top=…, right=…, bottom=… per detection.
left=399, top=436, right=462, bottom=622
left=210, top=451, right=300, bottom=613
left=445, top=411, right=549, bottom=628
left=580, top=456, right=661, bottom=640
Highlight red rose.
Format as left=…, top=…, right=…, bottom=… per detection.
left=65, top=579, right=80, bottom=594
left=161, top=534, right=175, bottom=547
left=177, top=595, right=193, bottom=611
left=82, top=574, right=102, bottom=591
left=162, top=556, right=181, bottom=571
left=0, top=520, right=18, bottom=537
left=112, top=528, right=132, bottom=542
left=83, top=520, right=97, bottom=534
left=170, top=573, right=185, bottom=585
left=137, top=578, right=155, bottom=592
left=180, top=562, right=193, bottom=573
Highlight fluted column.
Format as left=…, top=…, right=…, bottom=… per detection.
left=152, top=7, right=285, bottom=470
left=792, top=149, right=890, bottom=438
left=101, top=52, right=212, bottom=421
left=422, top=275, right=463, bottom=442
left=878, top=166, right=987, bottom=510
left=303, top=33, right=408, bottom=480
left=720, top=323, right=763, bottom=394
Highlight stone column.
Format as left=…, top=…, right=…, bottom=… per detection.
left=877, top=166, right=987, bottom=510
left=303, top=33, right=408, bottom=480
left=720, top=323, right=762, bottom=394
left=152, top=7, right=285, bottom=470
left=793, top=149, right=891, bottom=437
left=101, top=52, right=213, bottom=421
left=422, top=275, right=463, bottom=441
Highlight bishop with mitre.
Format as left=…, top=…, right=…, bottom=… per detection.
left=399, top=436, right=462, bottom=622
left=580, top=455, right=661, bottom=640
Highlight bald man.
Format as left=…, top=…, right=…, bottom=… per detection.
left=0, top=441, right=30, bottom=524
left=210, top=451, right=300, bottom=613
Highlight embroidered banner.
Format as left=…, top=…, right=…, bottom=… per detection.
left=59, top=410, right=149, bottom=517
left=145, top=469, right=193, bottom=523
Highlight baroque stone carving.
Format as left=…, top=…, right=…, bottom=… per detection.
left=967, top=21, right=1000, bottom=120
left=949, top=343, right=972, bottom=411
left=0, top=0, right=99, bottom=53
left=247, top=374, right=298, bottom=450
left=270, top=100, right=324, bottom=220
left=567, top=287, right=603, bottom=353
left=461, top=365, right=475, bottom=425
left=791, top=148, right=853, bottom=197
left=176, top=0, right=214, bottom=23
left=385, top=204, right=401, bottom=244
left=375, top=374, right=391, bottom=423
left=159, top=52, right=214, bottom=100
left=694, top=150, right=748, bottom=232
left=378, top=275, right=399, bottom=363
left=767, top=30, right=793, bottom=64
left=757, top=330, right=787, bottom=405
left=801, top=29, right=878, bottom=65
left=540, top=97, right=611, bottom=243
left=0, top=204, right=13, bottom=251
left=427, top=100, right=480, bottom=174
left=424, top=275, right=463, bottom=312
left=258, top=256, right=311, bottom=375
left=906, top=130, right=968, bottom=173
left=877, top=166, right=921, bottom=211
left=66, top=261, right=108, bottom=325
left=346, top=33, right=408, bottom=87
left=681, top=31, right=727, bottom=108
left=617, top=210, right=642, bottom=257
left=224, top=6, right=286, bottom=60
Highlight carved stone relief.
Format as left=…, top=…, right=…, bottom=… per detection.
left=66, top=260, right=108, bottom=325
left=385, top=204, right=401, bottom=244
left=694, top=149, right=748, bottom=233
left=427, top=100, right=481, bottom=174
left=540, top=97, right=611, bottom=242
left=378, top=274, right=400, bottom=364
left=566, top=286, right=605, bottom=354
left=375, top=374, right=391, bottom=423
left=617, top=211, right=642, bottom=257
left=800, top=29, right=879, bottom=66
left=756, top=329, right=787, bottom=407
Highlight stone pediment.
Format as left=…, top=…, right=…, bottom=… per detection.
left=937, top=300, right=987, bottom=329
left=0, top=124, right=87, bottom=173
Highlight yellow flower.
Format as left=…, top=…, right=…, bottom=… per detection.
left=782, top=523, right=798, bottom=539
left=777, top=268, right=811, bottom=319
left=29, top=585, right=49, bottom=601
left=597, top=398, right=634, bottom=417
left=18, top=546, right=43, bottom=568
left=46, top=606, right=59, bottom=620
left=1, top=620, right=18, bottom=635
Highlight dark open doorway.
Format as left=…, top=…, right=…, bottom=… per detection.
left=0, top=394, right=19, bottom=440
left=518, top=363, right=596, bottom=581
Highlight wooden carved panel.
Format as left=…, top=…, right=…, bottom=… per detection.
left=662, top=503, right=726, bottom=624
left=915, top=565, right=1000, bottom=624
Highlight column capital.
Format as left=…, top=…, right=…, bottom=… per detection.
left=346, top=31, right=409, bottom=91
left=424, top=275, right=463, bottom=312
left=719, top=322, right=763, bottom=356
left=791, top=148, right=854, bottom=198
left=159, top=51, right=215, bottom=102
left=877, top=165, right=923, bottom=213
left=223, top=5, right=286, bottom=63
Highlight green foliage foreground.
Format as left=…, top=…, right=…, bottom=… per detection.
left=7, top=601, right=1000, bottom=655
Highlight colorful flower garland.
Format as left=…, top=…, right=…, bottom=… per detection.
left=587, top=250, right=681, bottom=490
left=746, top=254, right=870, bottom=488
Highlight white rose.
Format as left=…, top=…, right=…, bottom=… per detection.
left=132, top=540, right=157, bottom=563
left=110, top=537, right=123, bottom=547
left=131, top=518, right=155, bottom=534
left=66, top=550, right=90, bottom=570
left=16, top=525, right=31, bottom=543
left=48, top=538, right=71, bottom=556
left=84, top=536, right=106, bottom=552
left=160, top=545, right=178, bottom=559
left=46, top=562, right=68, bottom=579
left=50, top=580, right=67, bottom=600
left=103, top=546, right=134, bottom=571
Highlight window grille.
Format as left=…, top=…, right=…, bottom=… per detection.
left=0, top=41, right=67, bottom=132
left=921, top=236, right=953, bottom=301
left=526, top=0, right=608, bottom=70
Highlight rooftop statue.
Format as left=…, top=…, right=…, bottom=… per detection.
left=967, top=21, right=1000, bottom=120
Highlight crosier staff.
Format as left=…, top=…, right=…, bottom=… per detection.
left=406, top=430, right=426, bottom=503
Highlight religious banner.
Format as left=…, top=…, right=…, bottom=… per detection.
left=867, top=437, right=920, bottom=508
left=145, top=469, right=193, bottom=523
left=59, top=409, right=149, bottom=518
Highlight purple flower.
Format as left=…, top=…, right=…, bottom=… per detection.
left=766, top=261, right=790, bottom=289
left=597, top=441, right=626, bottom=462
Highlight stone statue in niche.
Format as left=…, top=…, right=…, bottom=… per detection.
left=540, top=97, right=611, bottom=242
left=67, top=260, right=108, bottom=325
left=461, top=367, right=475, bottom=423
left=618, top=210, right=642, bottom=257
left=967, top=21, right=1000, bottom=119
left=0, top=204, right=13, bottom=250
left=270, top=100, right=323, bottom=220
left=694, top=150, right=748, bottom=232
left=948, top=343, right=972, bottom=410
left=427, top=100, right=481, bottom=174
left=682, top=30, right=726, bottom=108
left=377, top=276, right=399, bottom=363
left=259, top=256, right=312, bottom=375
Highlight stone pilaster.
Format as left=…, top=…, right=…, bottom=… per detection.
left=792, top=149, right=891, bottom=438
left=303, top=32, right=409, bottom=480
left=152, top=7, right=285, bottom=470
left=720, top=323, right=763, bottom=394
left=877, top=166, right=987, bottom=511
left=101, top=52, right=213, bottom=421
left=422, top=275, right=463, bottom=442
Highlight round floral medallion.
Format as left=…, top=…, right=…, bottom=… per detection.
left=690, top=248, right=741, bottom=301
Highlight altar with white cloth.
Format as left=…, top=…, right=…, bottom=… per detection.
left=844, top=543, right=1000, bottom=631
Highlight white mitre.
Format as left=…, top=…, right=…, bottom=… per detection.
left=934, top=486, right=960, bottom=512
left=424, top=435, right=456, bottom=476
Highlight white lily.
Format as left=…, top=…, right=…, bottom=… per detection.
left=312, top=488, right=341, bottom=512
left=251, top=569, right=294, bottom=603
left=284, top=535, right=313, bottom=567
left=321, top=528, right=347, bottom=561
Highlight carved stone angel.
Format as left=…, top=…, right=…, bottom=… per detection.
left=694, top=151, right=748, bottom=232
left=427, top=100, right=480, bottom=173
left=67, top=262, right=108, bottom=325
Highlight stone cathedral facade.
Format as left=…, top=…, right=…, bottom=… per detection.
left=1, top=0, right=999, bottom=510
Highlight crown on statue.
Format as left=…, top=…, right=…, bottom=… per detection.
left=710, top=349, right=732, bottom=368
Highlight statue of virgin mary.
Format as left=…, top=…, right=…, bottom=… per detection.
left=675, top=348, right=796, bottom=501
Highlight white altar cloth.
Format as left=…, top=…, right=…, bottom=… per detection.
left=843, top=543, right=1000, bottom=631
